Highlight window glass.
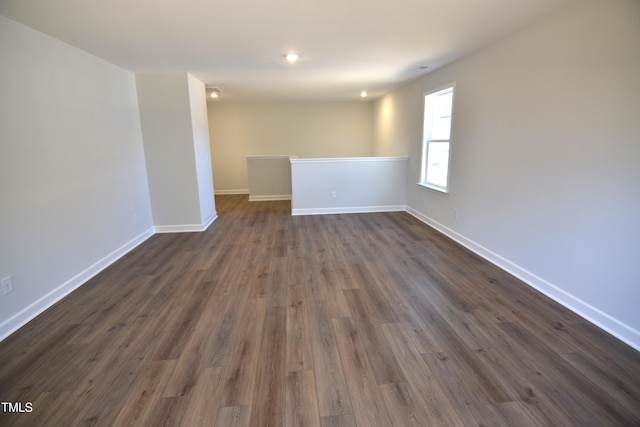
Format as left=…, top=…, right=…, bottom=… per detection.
left=420, top=85, right=454, bottom=193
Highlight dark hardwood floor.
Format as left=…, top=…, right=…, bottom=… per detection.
left=1, top=194, right=639, bottom=426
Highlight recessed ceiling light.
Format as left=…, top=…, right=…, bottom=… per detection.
left=286, top=53, right=299, bottom=63
left=206, top=86, right=222, bottom=99
left=360, top=91, right=368, bottom=98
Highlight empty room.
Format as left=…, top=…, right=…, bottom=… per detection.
left=1, top=0, right=639, bottom=425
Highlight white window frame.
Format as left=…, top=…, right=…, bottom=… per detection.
left=419, top=83, right=455, bottom=193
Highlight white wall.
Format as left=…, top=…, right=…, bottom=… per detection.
left=372, top=94, right=413, bottom=157
left=373, top=0, right=640, bottom=348
left=246, top=156, right=293, bottom=201
left=187, top=74, right=217, bottom=224
left=136, top=73, right=216, bottom=232
left=0, top=16, right=154, bottom=339
left=208, top=101, right=373, bottom=193
left=291, top=157, right=407, bottom=215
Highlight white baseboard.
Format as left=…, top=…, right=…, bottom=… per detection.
left=292, top=205, right=406, bottom=216
left=249, top=194, right=292, bottom=202
left=0, top=227, right=155, bottom=342
left=215, top=189, right=249, bottom=195
left=406, top=207, right=640, bottom=352
left=154, top=212, right=218, bottom=233
left=201, top=211, right=218, bottom=230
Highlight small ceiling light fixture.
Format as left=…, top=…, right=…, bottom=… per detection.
left=285, top=53, right=299, bottom=63
left=206, top=86, right=222, bottom=99
left=360, top=91, right=368, bottom=98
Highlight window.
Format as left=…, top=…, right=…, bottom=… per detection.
left=420, top=84, right=454, bottom=193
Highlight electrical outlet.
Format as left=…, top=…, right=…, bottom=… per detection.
left=331, top=191, right=337, bottom=199
left=2, top=276, right=14, bottom=295
left=453, top=208, right=459, bottom=219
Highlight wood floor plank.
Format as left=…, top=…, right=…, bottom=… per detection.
left=316, top=261, right=352, bottom=319
left=342, top=288, right=406, bottom=385
left=250, top=306, right=286, bottom=427
left=65, top=273, right=156, bottom=345
left=151, top=270, right=213, bottom=361
left=380, top=323, right=466, bottom=426
left=111, top=360, right=176, bottom=426
left=487, top=401, right=539, bottom=427
left=562, top=350, right=640, bottom=418
left=0, top=323, right=81, bottom=401
left=205, top=281, right=252, bottom=368
left=304, top=263, right=328, bottom=302
left=0, top=195, right=638, bottom=426
left=162, top=293, right=226, bottom=398
left=472, top=327, right=579, bottom=427
left=560, top=318, right=640, bottom=373
left=378, top=290, right=444, bottom=354
left=332, top=317, right=392, bottom=427
left=421, top=352, right=500, bottom=425
left=161, top=333, right=209, bottom=399
left=220, top=298, right=268, bottom=407
left=267, top=256, right=289, bottom=308
left=418, top=281, right=493, bottom=351
left=286, top=299, right=314, bottom=373
left=146, top=396, right=190, bottom=427
left=307, top=300, right=352, bottom=417
left=67, top=316, right=167, bottom=426
left=286, top=370, right=321, bottom=427
left=379, top=381, right=442, bottom=427
left=499, top=320, right=640, bottom=425
left=216, top=405, right=251, bottom=427
left=319, top=415, right=356, bottom=427
left=180, top=367, right=226, bottom=427
left=1, top=332, right=86, bottom=402
left=346, top=263, right=398, bottom=324
left=408, top=296, right=512, bottom=405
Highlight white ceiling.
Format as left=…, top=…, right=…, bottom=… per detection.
left=0, top=0, right=578, bottom=100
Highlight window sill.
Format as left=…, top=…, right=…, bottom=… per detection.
left=417, top=182, right=449, bottom=194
